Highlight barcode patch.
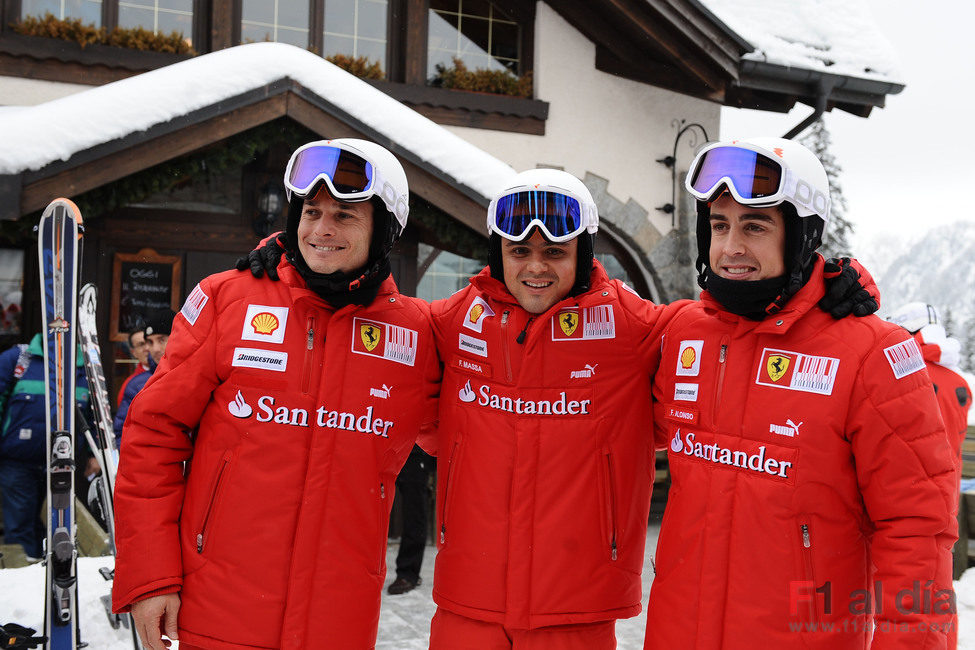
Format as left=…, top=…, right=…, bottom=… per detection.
left=583, top=305, right=615, bottom=339
left=384, top=323, right=418, bottom=366
left=884, top=339, right=925, bottom=379
left=791, top=355, right=840, bottom=394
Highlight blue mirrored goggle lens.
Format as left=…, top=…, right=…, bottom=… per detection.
left=494, top=191, right=583, bottom=239
left=690, top=147, right=782, bottom=199
left=288, top=146, right=374, bottom=195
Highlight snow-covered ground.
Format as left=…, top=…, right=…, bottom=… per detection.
left=3, top=522, right=973, bottom=648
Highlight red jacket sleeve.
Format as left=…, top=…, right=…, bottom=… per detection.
left=112, top=277, right=222, bottom=612
left=848, top=328, right=957, bottom=650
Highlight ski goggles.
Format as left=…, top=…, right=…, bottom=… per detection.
left=284, top=142, right=378, bottom=202
left=685, top=142, right=830, bottom=221
left=487, top=188, right=595, bottom=242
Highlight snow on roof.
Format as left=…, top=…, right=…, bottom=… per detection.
left=0, top=42, right=517, bottom=201
left=697, top=0, right=903, bottom=83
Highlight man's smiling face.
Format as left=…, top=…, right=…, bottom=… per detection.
left=501, top=229, right=577, bottom=314
left=297, top=189, right=374, bottom=275
left=708, top=193, right=786, bottom=281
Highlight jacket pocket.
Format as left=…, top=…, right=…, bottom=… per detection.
left=195, top=450, right=233, bottom=555
left=376, top=480, right=388, bottom=575
left=602, top=450, right=619, bottom=561
left=797, top=520, right=820, bottom=625
left=438, top=441, right=461, bottom=545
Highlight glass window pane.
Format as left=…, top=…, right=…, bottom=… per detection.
left=323, top=34, right=355, bottom=57
left=324, top=0, right=354, bottom=35
left=356, top=39, right=386, bottom=68
left=24, top=0, right=102, bottom=25
left=416, top=244, right=483, bottom=302
left=427, top=0, right=523, bottom=82
left=357, top=0, right=387, bottom=41
left=491, top=21, right=518, bottom=59
left=22, top=0, right=61, bottom=18
left=460, top=0, right=492, bottom=19
left=242, top=0, right=274, bottom=27
left=66, top=0, right=102, bottom=24
left=457, top=16, right=489, bottom=55
left=277, top=1, right=309, bottom=29
left=117, top=6, right=153, bottom=30
left=242, top=0, right=309, bottom=47
left=428, top=11, right=458, bottom=52
left=276, top=25, right=309, bottom=48
left=158, top=12, right=193, bottom=39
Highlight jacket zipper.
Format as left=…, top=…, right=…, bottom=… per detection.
left=799, top=523, right=818, bottom=623
left=711, top=340, right=729, bottom=422
left=606, top=452, right=619, bottom=561
left=501, top=311, right=513, bottom=382
left=196, top=453, right=231, bottom=553
left=301, top=315, right=315, bottom=395
left=439, top=441, right=460, bottom=544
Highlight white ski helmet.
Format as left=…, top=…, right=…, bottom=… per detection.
left=486, top=168, right=600, bottom=294
left=284, top=137, right=410, bottom=232
left=888, top=302, right=941, bottom=334
left=487, top=168, right=598, bottom=240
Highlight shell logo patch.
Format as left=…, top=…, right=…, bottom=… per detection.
left=241, top=304, right=288, bottom=344
left=559, top=311, right=579, bottom=337
left=463, top=296, right=495, bottom=333
left=675, top=340, right=703, bottom=376
left=360, top=323, right=382, bottom=352
left=251, top=312, right=280, bottom=336
left=766, top=354, right=790, bottom=382
left=755, top=348, right=839, bottom=395
left=551, top=305, right=615, bottom=341
left=352, top=317, right=418, bottom=366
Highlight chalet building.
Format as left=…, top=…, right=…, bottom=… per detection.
left=0, top=0, right=903, bottom=395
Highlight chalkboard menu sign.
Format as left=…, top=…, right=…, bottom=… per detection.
left=110, top=249, right=182, bottom=341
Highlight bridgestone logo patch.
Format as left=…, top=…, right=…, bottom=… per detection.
left=458, top=333, right=488, bottom=358
left=884, top=339, right=925, bottom=379
left=232, top=347, right=288, bottom=372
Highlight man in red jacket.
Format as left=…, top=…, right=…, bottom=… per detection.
left=888, top=302, right=972, bottom=465
left=645, top=137, right=957, bottom=650
left=112, top=139, right=440, bottom=650
left=427, top=168, right=679, bottom=649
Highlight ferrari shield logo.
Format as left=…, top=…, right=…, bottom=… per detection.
left=360, top=323, right=382, bottom=352
left=558, top=311, right=579, bottom=337
left=766, top=355, right=790, bottom=382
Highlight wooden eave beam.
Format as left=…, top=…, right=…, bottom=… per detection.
left=16, top=82, right=488, bottom=235
left=20, top=95, right=288, bottom=214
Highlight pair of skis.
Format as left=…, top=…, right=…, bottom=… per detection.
left=38, top=198, right=140, bottom=650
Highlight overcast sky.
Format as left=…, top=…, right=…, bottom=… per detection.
left=719, top=0, right=974, bottom=256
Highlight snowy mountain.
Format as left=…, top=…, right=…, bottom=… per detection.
left=867, top=220, right=975, bottom=333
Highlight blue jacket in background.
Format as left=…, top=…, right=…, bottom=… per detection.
left=112, top=356, right=154, bottom=442
left=0, top=334, right=90, bottom=464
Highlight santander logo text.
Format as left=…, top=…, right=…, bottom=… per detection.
left=670, top=428, right=793, bottom=479
left=457, top=381, right=592, bottom=416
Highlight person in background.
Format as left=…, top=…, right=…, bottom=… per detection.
left=887, top=302, right=972, bottom=465
left=116, top=326, right=149, bottom=408
left=387, top=445, right=435, bottom=595
left=888, top=301, right=972, bottom=650
left=0, top=334, right=89, bottom=560
left=112, top=312, right=173, bottom=443
left=645, top=137, right=956, bottom=649
left=112, top=139, right=440, bottom=650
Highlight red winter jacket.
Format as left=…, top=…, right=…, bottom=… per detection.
left=914, top=331, right=972, bottom=467
left=112, top=262, right=440, bottom=650
left=430, top=262, right=681, bottom=630
left=645, top=257, right=957, bottom=650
